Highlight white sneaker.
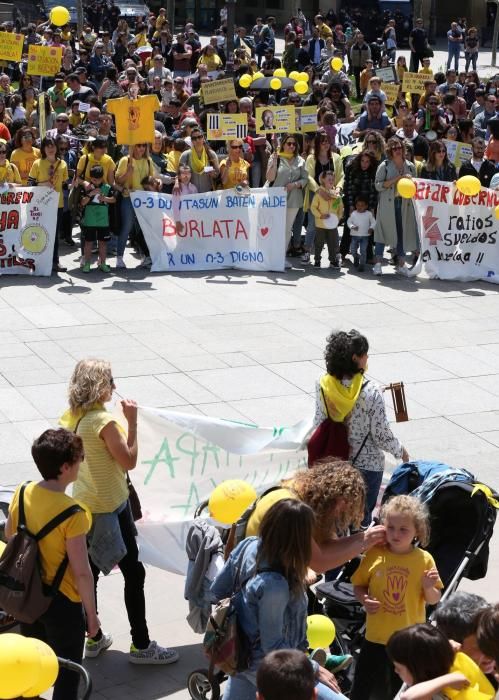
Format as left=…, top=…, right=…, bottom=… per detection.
left=116, top=256, right=127, bottom=269
left=85, top=632, right=113, bottom=658
left=396, top=265, right=409, bottom=277
left=373, top=262, right=382, bottom=275
left=285, top=260, right=292, bottom=269
left=129, top=640, right=180, bottom=665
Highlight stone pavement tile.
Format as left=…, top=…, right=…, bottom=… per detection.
left=0, top=386, right=43, bottom=421
left=0, top=331, right=17, bottom=344
left=59, top=334, right=162, bottom=363
left=267, top=361, right=322, bottom=393
left=18, top=383, right=68, bottom=420
left=13, top=418, right=53, bottom=443
left=0, top=308, right=37, bottom=330
left=116, top=320, right=173, bottom=334
left=406, top=378, right=499, bottom=415
left=17, top=304, right=81, bottom=328
left=215, top=352, right=257, bottom=367
left=3, top=368, right=63, bottom=387
left=0, top=463, right=37, bottom=487
left=229, top=394, right=315, bottom=426
left=59, top=301, right=115, bottom=326
left=156, top=373, right=221, bottom=404
left=14, top=329, right=50, bottom=342
left=0, top=354, right=50, bottom=375
left=115, top=376, right=187, bottom=408
left=0, top=343, right=34, bottom=359
left=414, top=347, right=498, bottom=378
left=244, top=338, right=325, bottom=365
left=448, top=411, right=499, bottom=433
left=367, top=352, right=454, bottom=384
left=392, top=416, right=498, bottom=457
left=205, top=286, right=312, bottom=314
left=309, top=302, right=415, bottom=329
left=167, top=353, right=229, bottom=372
left=136, top=332, right=212, bottom=356
left=43, top=323, right=121, bottom=340
left=0, top=424, right=35, bottom=464
left=366, top=323, right=464, bottom=353
left=110, top=358, right=180, bottom=378
left=28, top=340, right=76, bottom=368
left=189, top=365, right=299, bottom=402
left=0, top=286, right=51, bottom=307
left=87, top=299, right=178, bottom=323
left=385, top=395, right=437, bottom=421
left=388, top=298, right=484, bottom=323
left=478, top=431, right=499, bottom=448
left=468, top=373, right=499, bottom=396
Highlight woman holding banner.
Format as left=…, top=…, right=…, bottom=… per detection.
left=0, top=144, right=21, bottom=185
left=178, top=127, right=220, bottom=193
left=420, top=140, right=457, bottom=181
left=220, top=138, right=250, bottom=189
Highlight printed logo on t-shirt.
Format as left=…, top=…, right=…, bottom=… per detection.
left=128, top=105, right=141, bottom=131
left=382, top=566, right=409, bottom=614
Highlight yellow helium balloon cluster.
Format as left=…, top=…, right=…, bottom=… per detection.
left=273, top=68, right=286, bottom=78
left=397, top=177, right=416, bottom=199
left=270, top=78, right=282, bottom=90
left=50, top=6, right=70, bottom=26
left=456, top=175, right=481, bottom=196
left=331, top=57, right=343, bottom=71
left=239, top=74, right=252, bottom=88
left=252, top=71, right=264, bottom=81
left=294, top=80, right=308, bottom=95
left=298, top=71, right=309, bottom=82
left=208, top=480, right=257, bottom=525
left=0, top=634, right=58, bottom=699
left=289, top=70, right=300, bottom=81
left=306, top=615, right=336, bottom=650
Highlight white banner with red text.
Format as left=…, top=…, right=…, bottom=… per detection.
left=0, top=187, right=58, bottom=276
left=414, top=179, right=499, bottom=284
left=132, top=187, right=287, bottom=272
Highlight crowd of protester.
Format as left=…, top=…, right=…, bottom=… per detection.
left=1, top=10, right=499, bottom=274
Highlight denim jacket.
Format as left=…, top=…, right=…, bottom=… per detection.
left=210, top=537, right=308, bottom=670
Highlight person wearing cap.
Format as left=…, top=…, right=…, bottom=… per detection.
left=171, top=33, right=192, bottom=77
left=148, top=54, right=172, bottom=86
left=47, top=74, right=71, bottom=115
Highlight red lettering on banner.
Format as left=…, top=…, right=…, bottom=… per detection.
left=0, top=211, right=20, bottom=232
left=162, top=217, right=176, bottom=237
left=235, top=220, right=248, bottom=239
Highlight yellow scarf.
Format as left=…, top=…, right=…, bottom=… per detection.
left=59, top=402, right=104, bottom=431
left=320, top=373, right=364, bottom=422
left=278, top=151, right=296, bottom=159
left=191, top=145, right=208, bottom=174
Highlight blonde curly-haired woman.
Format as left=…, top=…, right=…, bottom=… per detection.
left=60, top=358, right=179, bottom=665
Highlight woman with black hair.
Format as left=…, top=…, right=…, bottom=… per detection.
left=340, top=150, right=378, bottom=261
left=312, top=329, right=409, bottom=525
left=420, top=140, right=457, bottom=181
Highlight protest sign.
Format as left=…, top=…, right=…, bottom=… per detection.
left=201, top=78, right=237, bottom=105
left=27, top=45, right=63, bottom=76
left=296, top=106, right=317, bottom=132
left=375, top=66, right=397, bottom=83
left=382, top=82, right=400, bottom=106
left=255, top=106, right=295, bottom=134
left=414, top=178, right=499, bottom=283
left=207, top=113, right=248, bottom=140
left=402, top=71, right=427, bottom=94
left=134, top=406, right=310, bottom=573
left=335, top=120, right=358, bottom=149
left=0, top=33, right=24, bottom=62
left=443, top=140, right=473, bottom=169
left=133, top=187, right=287, bottom=272
left=0, top=187, right=58, bottom=276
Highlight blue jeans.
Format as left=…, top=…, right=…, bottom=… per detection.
left=224, top=669, right=348, bottom=700
left=117, top=196, right=138, bottom=257
left=359, top=468, right=384, bottom=527
left=447, top=45, right=460, bottom=71
left=349, top=236, right=369, bottom=265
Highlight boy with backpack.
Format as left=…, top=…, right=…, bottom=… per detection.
left=1, top=429, right=99, bottom=700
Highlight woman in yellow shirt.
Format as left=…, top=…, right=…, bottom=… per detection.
left=115, top=144, right=154, bottom=268
left=10, top=127, right=40, bottom=185
left=220, top=138, right=250, bottom=189
left=76, top=137, right=116, bottom=185
left=197, top=45, right=222, bottom=72
left=0, top=144, right=21, bottom=184
left=28, top=136, right=69, bottom=273
left=61, top=358, right=180, bottom=665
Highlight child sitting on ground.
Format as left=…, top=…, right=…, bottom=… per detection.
left=256, top=650, right=317, bottom=700
left=347, top=195, right=376, bottom=272
left=350, top=495, right=443, bottom=700
left=310, top=170, right=343, bottom=269
left=80, top=165, right=115, bottom=273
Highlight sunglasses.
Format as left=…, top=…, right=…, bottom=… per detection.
left=231, top=145, right=243, bottom=149
left=22, top=134, right=33, bottom=139
left=391, top=145, right=403, bottom=151
left=56, top=118, right=68, bottom=122
left=285, top=141, right=297, bottom=146
left=192, top=135, right=204, bottom=141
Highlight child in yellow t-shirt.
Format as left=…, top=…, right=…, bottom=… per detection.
left=350, top=495, right=443, bottom=700
left=69, top=101, right=83, bottom=128
left=310, top=170, right=343, bottom=268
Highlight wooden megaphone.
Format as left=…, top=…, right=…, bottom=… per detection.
left=385, top=382, right=408, bottom=422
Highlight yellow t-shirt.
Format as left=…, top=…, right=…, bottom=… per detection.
left=0, top=160, right=21, bottom=184
left=351, top=545, right=442, bottom=645
left=69, top=112, right=83, bottom=128
left=220, top=157, right=250, bottom=189
left=198, top=53, right=222, bottom=72
left=28, top=158, right=68, bottom=208
left=246, top=487, right=297, bottom=536
left=106, top=94, right=161, bottom=146
left=72, top=408, right=129, bottom=514
left=116, top=155, right=153, bottom=196
left=165, top=149, right=181, bottom=173
left=10, top=147, right=41, bottom=185
left=8, top=482, right=90, bottom=603
left=77, top=153, right=115, bottom=182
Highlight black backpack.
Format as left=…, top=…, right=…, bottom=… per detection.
left=0, top=482, right=82, bottom=624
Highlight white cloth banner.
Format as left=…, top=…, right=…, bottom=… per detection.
left=335, top=120, right=358, bottom=149
left=414, top=179, right=499, bottom=283
left=0, top=187, right=58, bottom=276
left=134, top=407, right=311, bottom=574
left=132, top=187, right=287, bottom=272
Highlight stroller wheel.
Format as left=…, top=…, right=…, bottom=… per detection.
left=187, top=668, right=221, bottom=700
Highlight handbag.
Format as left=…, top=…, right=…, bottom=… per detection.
left=68, top=155, right=89, bottom=224
left=126, top=473, right=142, bottom=522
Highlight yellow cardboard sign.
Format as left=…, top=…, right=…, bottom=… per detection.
left=256, top=106, right=295, bottom=134
left=207, top=113, right=248, bottom=140
left=0, top=33, right=24, bottom=62
left=382, top=82, right=400, bottom=106
left=27, top=45, right=63, bottom=77
left=296, top=106, right=317, bottom=132
left=402, top=71, right=427, bottom=95
left=201, top=78, right=237, bottom=105
left=443, top=139, right=473, bottom=169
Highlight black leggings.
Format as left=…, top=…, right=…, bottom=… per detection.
left=350, top=639, right=402, bottom=700
left=21, top=593, right=86, bottom=700
left=90, top=504, right=150, bottom=649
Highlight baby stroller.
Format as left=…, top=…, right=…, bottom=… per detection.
left=0, top=487, right=17, bottom=633
left=313, top=461, right=498, bottom=691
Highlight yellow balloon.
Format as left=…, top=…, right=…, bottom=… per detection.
left=445, top=652, right=495, bottom=700
left=273, top=68, right=286, bottom=78
left=397, top=177, right=416, bottom=199
left=270, top=78, right=282, bottom=90
left=456, top=175, right=481, bottom=196
left=50, top=6, right=70, bottom=26
left=307, top=615, right=336, bottom=650
left=294, top=80, right=308, bottom=95
left=298, top=72, right=309, bottom=82
left=331, top=57, right=343, bottom=71
left=0, top=634, right=41, bottom=699
left=239, top=74, right=252, bottom=88
left=208, top=480, right=257, bottom=525
left=252, top=71, right=264, bottom=81
left=289, top=70, right=300, bottom=81
left=21, top=639, right=59, bottom=698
